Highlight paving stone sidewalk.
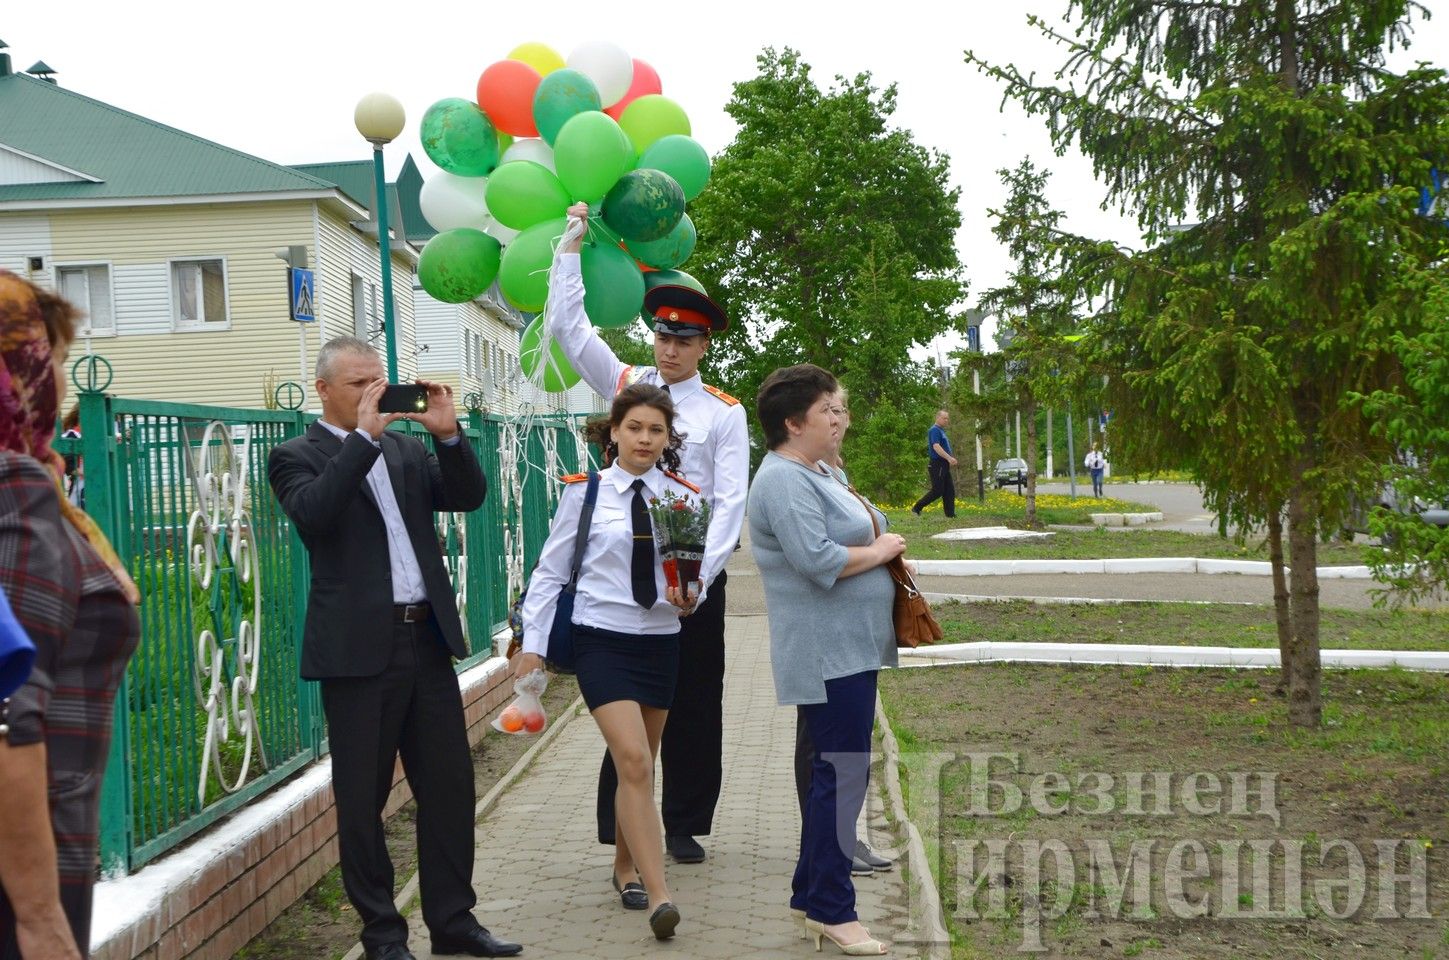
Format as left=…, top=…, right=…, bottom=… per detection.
left=400, top=610, right=922, bottom=960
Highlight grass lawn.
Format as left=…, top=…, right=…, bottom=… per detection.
left=880, top=489, right=1161, bottom=525
left=878, top=662, right=1449, bottom=959
left=888, top=509, right=1375, bottom=566
left=933, top=599, right=1449, bottom=651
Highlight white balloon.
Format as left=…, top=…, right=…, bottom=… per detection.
left=483, top=216, right=521, bottom=245
left=499, top=138, right=556, bottom=173
left=566, top=41, right=634, bottom=108
left=419, top=172, right=490, bottom=233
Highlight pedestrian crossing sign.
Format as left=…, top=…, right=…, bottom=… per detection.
left=289, top=268, right=316, bottom=323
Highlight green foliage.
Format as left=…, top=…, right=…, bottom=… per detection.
left=688, top=48, right=967, bottom=499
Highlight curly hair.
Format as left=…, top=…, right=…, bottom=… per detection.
left=583, top=383, right=685, bottom=475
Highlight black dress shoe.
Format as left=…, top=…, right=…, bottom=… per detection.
left=665, top=834, right=706, bottom=863
left=648, top=902, right=681, bottom=940
left=364, top=943, right=416, bottom=960
left=612, top=873, right=648, bottom=910
left=430, top=926, right=523, bottom=958
left=855, top=839, right=895, bottom=872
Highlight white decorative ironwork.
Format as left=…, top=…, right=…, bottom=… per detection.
left=436, top=511, right=468, bottom=634
left=185, top=421, right=267, bottom=806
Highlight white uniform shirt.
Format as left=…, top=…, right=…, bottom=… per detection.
left=317, top=420, right=429, bottom=604
left=520, top=464, right=695, bottom=653
left=548, top=253, right=749, bottom=597
left=1085, top=450, right=1106, bottom=470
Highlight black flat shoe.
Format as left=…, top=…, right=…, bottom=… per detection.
left=665, top=834, right=706, bottom=863
left=611, top=873, right=648, bottom=910
left=429, top=926, right=522, bottom=958
left=364, top=943, right=416, bottom=960
left=649, top=902, right=681, bottom=940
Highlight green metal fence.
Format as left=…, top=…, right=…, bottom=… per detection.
left=60, top=390, right=589, bottom=875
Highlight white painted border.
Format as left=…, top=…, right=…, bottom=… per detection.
left=897, top=641, right=1449, bottom=672
left=915, top=558, right=1376, bottom=579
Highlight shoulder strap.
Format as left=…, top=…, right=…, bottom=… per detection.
left=564, top=472, right=600, bottom=593
left=845, top=482, right=882, bottom=538
left=843, top=482, right=917, bottom=593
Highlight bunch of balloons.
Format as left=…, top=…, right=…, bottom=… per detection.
left=414, top=41, right=713, bottom=391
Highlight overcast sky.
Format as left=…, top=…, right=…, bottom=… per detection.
left=5, top=1, right=1445, bottom=357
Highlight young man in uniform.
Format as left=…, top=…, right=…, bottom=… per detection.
left=549, top=203, right=749, bottom=866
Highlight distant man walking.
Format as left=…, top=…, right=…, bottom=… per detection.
left=1085, top=443, right=1106, bottom=498
left=911, top=409, right=957, bottom=518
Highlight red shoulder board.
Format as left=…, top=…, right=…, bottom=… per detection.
left=560, top=473, right=589, bottom=484
left=664, top=472, right=702, bottom=494
left=702, top=383, right=740, bottom=406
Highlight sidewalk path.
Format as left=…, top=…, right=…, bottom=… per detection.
left=407, top=613, right=922, bottom=959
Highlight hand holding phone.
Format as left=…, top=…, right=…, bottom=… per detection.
left=378, top=384, right=429, bottom=414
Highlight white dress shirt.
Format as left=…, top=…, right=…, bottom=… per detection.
left=520, top=464, right=694, bottom=654
left=547, top=253, right=749, bottom=600
left=317, top=420, right=436, bottom=604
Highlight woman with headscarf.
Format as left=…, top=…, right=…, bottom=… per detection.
left=0, top=271, right=140, bottom=960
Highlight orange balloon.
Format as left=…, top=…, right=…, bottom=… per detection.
left=477, top=60, right=542, bottom=137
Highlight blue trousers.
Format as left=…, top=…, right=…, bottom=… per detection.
left=791, top=670, right=878, bottom=925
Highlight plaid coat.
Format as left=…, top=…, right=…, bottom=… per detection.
left=0, top=451, right=139, bottom=957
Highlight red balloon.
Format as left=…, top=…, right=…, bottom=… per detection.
left=477, top=60, right=542, bottom=137
left=605, top=59, right=663, bottom=121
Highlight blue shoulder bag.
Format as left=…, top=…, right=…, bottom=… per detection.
left=542, top=471, right=600, bottom=674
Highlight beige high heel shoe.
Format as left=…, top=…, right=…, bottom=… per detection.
left=790, top=908, right=808, bottom=940
left=805, top=919, right=887, bottom=955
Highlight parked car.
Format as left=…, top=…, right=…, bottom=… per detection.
left=1345, top=481, right=1449, bottom=545
left=993, top=457, right=1029, bottom=488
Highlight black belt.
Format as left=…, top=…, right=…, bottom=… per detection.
left=394, top=602, right=431, bottom=623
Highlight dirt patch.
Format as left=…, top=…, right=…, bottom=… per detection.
left=879, top=663, right=1448, bottom=959
left=236, top=674, right=579, bottom=960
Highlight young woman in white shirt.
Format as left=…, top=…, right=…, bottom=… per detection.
left=514, top=383, right=697, bottom=942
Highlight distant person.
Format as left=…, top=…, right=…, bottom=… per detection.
left=1085, top=443, right=1106, bottom=498
left=60, top=406, right=82, bottom=508
left=911, top=409, right=957, bottom=518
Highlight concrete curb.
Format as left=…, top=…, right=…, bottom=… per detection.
left=923, top=591, right=1256, bottom=608
left=896, top=641, right=1449, bottom=672
left=339, top=692, right=587, bottom=960
left=915, top=557, right=1375, bottom=579
left=874, top=697, right=952, bottom=959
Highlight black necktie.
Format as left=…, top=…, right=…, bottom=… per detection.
left=630, top=478, right=657, bottom=608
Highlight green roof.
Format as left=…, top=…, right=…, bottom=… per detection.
left=291, top=155, right=436, bottom=244
left=0, top=72, right=337, bottom=203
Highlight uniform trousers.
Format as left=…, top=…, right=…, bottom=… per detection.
left=791, top=670, right=878, bottom=925
left=912, top=459, right=956, bottom=517
left=597, top=571, right=727, bottom=843
left=320, top=618, right=478, bottom=951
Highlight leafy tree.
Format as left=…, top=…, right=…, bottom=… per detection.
left=689, top=48, right=967, bottom=501
left=967, top=1, right=1449, bottom=726
left=958, top=159, right=1087, bottom=526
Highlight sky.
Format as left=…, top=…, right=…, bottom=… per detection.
left=5, top=1, right=1445, bottom=358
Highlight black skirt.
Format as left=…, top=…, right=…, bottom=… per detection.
left=572, top=622, right=681, bottom=711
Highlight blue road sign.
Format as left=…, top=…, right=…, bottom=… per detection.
left=967, top=324, right=981, bottom=353
left=289, top=268, right=315, bottom=323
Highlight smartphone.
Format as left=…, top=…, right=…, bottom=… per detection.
left=378, top=384, right=429, bottom=414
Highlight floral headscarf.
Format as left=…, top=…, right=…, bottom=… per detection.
left=0, top=270, right=139, bottom=604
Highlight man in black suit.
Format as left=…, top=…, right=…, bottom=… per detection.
left=268, top=337, right=520, bottom=960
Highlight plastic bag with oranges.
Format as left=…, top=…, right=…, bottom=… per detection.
left=492, top=668, right=548, bottom=736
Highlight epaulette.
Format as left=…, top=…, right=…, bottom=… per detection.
left=665, top=471, right=702, bottom=494
left=614, top=365, right=649, bottom=395
left=560, top=473, right=589, bottom=484
left=702, top=383, right=740, bottom=406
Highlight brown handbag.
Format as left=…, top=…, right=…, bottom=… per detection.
left=847, top=486, right=943, bottom=648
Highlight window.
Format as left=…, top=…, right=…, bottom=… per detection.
left=352, top=274, right=379, bottom=341
left=471, top=332, right=483, bottom=380
left=56, top=264, right=114, bottom=336
left=170, top=259, right=227, bottom=329
left=462, top=332, right=472, bottom=381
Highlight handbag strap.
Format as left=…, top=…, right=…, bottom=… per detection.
left=564, top=472, right=601, bottom=593
left=842, top=482, right=921, bottom=597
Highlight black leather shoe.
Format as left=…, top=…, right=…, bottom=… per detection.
left=665, top=834, right=706, bottom=863
left=364, top=943, right=416, bottom=960
left=855, top=839, right=895, bottom=871
left=430, top=926, right=523, bottom=958
left=649, top=902, right=681, bottom=940
left=612, top=873, right=648, bottom=910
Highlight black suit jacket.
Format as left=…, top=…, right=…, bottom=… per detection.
left=267, top=421, right=487, bottom=680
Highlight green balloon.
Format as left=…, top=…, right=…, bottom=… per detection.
left=519, top=315, right=581, bottom=392
left=485, top=161, right=570, bottom=230
left=644, top=268, right=706, bottom=294
left=637, top=135, right=710, bottom=201
left=602, top=169, right=685, bottom=243
left=625, top=213, right=695, bottom=270
left=418, top=229, right=501, bottom=303
left=532, top=69, right=601, bottom=146
left=554, top=112, right=634, bottom=204
left=581, top=242, right=645, bottom=329
left=498, top=217, right=565, bottom=311
left=617, top=94, right=691, bottom=155
left=420, top=98, right=500, bottom=177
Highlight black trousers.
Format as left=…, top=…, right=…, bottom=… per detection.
left=912, top=459, right=956, bottom=517
left=598, top=571, right=727, bottom=843
left=320, top=619, right=478, bottom=951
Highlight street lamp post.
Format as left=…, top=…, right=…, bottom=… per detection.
left=354, top=93, right=406, bottom=381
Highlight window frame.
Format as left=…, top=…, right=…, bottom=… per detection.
left=54, top=261, right=117, bottom=338
left=167, top=256, right=231, bottom=332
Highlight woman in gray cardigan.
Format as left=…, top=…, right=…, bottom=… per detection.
left=748, top=364, right=905, bottom=956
